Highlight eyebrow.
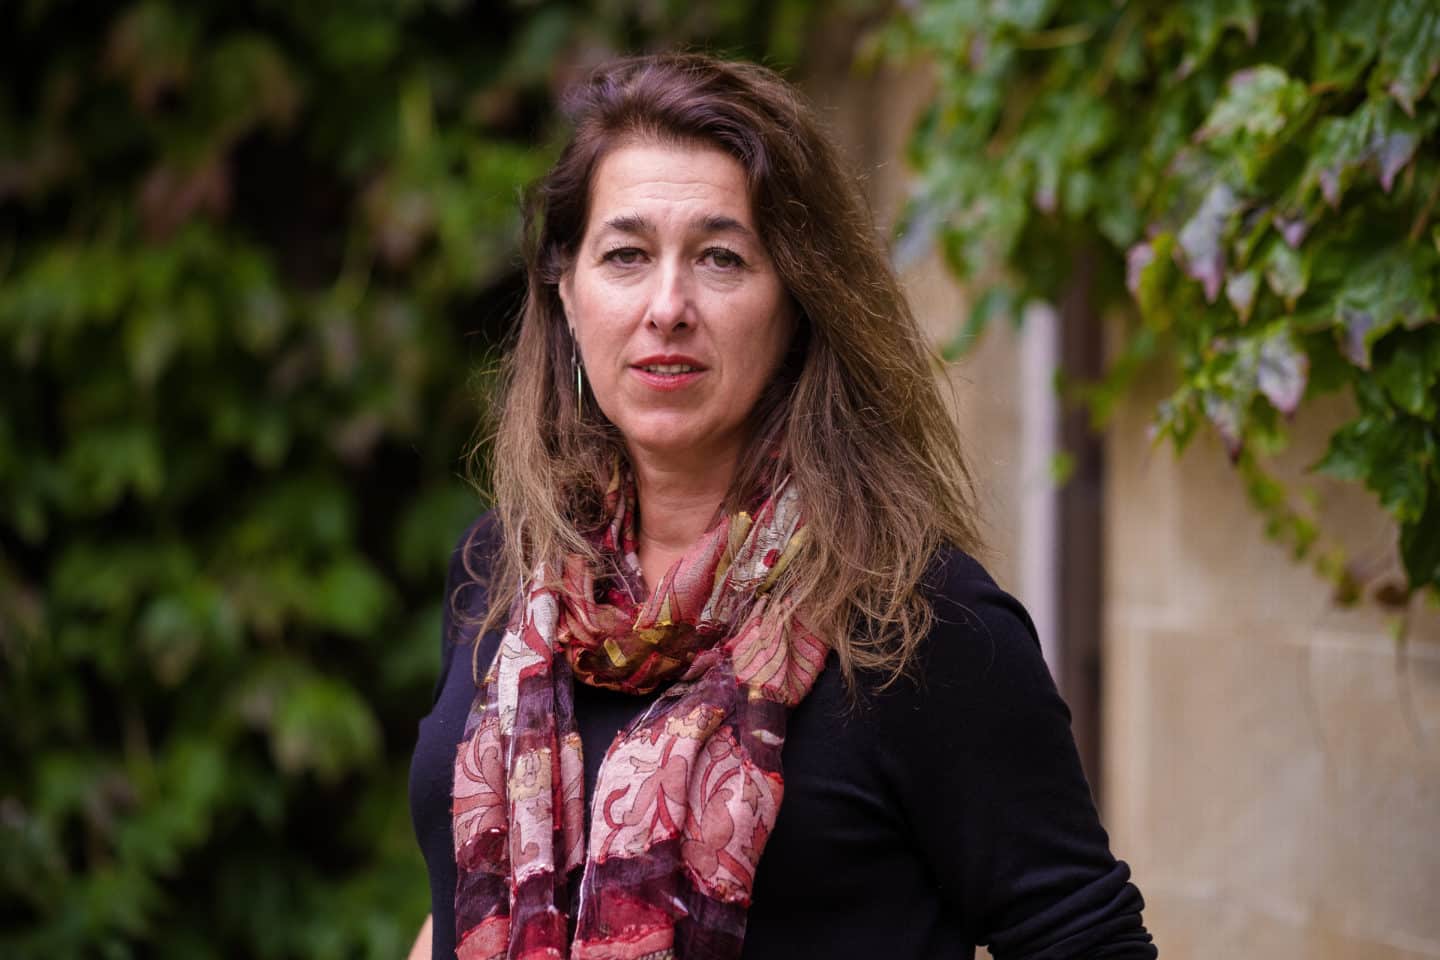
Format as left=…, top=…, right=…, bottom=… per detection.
left=597, top=213, right=755, bottom=240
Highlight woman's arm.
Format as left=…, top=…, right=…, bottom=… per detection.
left=874, top=551, right=1156, bottom=958
left=406, top=914, right=432, bottom=960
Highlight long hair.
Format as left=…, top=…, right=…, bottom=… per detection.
left=473, top=53, right=982, bottom=684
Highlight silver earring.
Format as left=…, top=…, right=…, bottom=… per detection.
left=571, top=335, right=583, bottom=418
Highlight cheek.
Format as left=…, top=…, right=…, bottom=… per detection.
left=571, top=289, right=627, bottom=361
left=740, top=292, right=793, bottom=378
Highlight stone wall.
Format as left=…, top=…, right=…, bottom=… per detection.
left=1103, top=359, right=1440, bottom=959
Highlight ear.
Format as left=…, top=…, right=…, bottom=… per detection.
left=557, top=271, right=574, bottom=327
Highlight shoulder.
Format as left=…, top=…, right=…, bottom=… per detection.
left=448, top=509, right=502, bottom=579
left=919, top=545, right=1044, bottom=680
left=444, top=509, right=504, bottom=637
left=864, top=545, right=1054, bottom=723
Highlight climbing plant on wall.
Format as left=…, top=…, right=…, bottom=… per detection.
left=887, top=0, right=1440, bottom=605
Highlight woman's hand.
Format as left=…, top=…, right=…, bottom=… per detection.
left=406, top=914, right=432, bottom=960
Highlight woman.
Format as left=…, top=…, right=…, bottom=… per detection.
left=409, top=54, right=1156, bottom=960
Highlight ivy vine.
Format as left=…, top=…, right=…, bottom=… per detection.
left=886, top=0, right=1440, bottom=606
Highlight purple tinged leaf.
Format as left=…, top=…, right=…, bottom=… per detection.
left=1389, top=80, right=1428, bottom=118
left=104, top=4, right=195, bottom=110
left=1258, top=329, right=1309, bottom=415
left=1226, top=270, right=1259, bottom=322
left=1318, top=167, right=1343, bottom=208
left=1203, top=392, right=1245, bottom=461
left=968, top=33, right=989, bottom=71
left=363, top=178, right=435, bottom=268
left=1126, top=241, right=1154, bottom=300
left=891, top=202, right=941, bottom=273
left=1178, top=182, right=1239, bottom=303
left=1376, top=131, right=1419, bottom=192
left=138, top=159, right=231, bottom=241
left=1339, top=307, right=1377, bottom=369
left=1034, top=181, right=1057, bottom=215
left=1127, top=233, right=1175, bottom=317
left=1276, top=214, right=1309, bottom=248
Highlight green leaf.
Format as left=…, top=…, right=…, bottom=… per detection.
left=1263, top=242, right=1309, bottom=312
left=271, top=674, right=381, bottom=782
left=60, top=425, right=166, bottom=512
left=227, top=476, right=353, bottom=559
left=1315, top=414, right=1432, bottom=523
left=1203, top=389, right=1245, bottom=461
left=995, top=0, right=1058, bottom=32
left=943, top=284, right=1015, bottom=359
left=1173, top=0, right=1259, bottom=76
left=1374, top=326, right=1440, bottom=418
left=1195, top=66, right=1307, bottom=144
left=395, top=484, right=482, bottom=581
left=104, top=1, right=200, bottom=110
left=1302, top=99, right=1424, bottom=210
left=204, top=33, right=301, bottom=136
left=1225, top=269, right=1259, bottom=322
left=1313, top=1, right=1386, bottom=89
left=125, top=309, right=182, bottom=386
left=1401, top=485, right=1440, bottom=590
left=1332, top=247, right=1439, bottom=368
left=1127, top=234, right=1175, bottom=320
left=1376, top=0, right=1440, bottom=116
left=304, top=557, right=394, bottom=638
left=137, top=581, right=241, bottom=686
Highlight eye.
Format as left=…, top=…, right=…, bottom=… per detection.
left=702, top=246, right=746, bottom=270
left=601, top=246, right=646, bottom=266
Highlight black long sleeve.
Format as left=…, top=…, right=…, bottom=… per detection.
left=861, top=548, right=1154, bottom=958
left=409, top=515, right=1156, bottom=959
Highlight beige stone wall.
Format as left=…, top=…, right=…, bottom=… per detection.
left=1103, top=357, right=1440, bottom=958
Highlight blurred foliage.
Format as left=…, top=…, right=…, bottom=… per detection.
left=0, top=1, right=835, bottom=956
left=886, top=0, right=1440, bottom=605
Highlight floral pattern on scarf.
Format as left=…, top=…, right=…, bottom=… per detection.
left=452, top=470, right=827, bottom=959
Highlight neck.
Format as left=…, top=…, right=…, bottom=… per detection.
left=628, top=444, right=739, bottom=589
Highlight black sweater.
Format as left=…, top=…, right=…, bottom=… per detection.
left=408, top=515, right=1156, bottom=959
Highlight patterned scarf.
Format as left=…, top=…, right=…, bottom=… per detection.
left=451, top=470, right=828, bottom=959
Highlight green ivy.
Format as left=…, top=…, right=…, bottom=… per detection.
left=887, top=0, right=1440, bottom=604
left=0, top=1, right=826, bottom=956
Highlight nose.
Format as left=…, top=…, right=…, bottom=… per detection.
left=644, top=261, right=691, bottom=334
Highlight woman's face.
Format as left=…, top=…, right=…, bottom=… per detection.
left=559, top=140, right=794, bottom=471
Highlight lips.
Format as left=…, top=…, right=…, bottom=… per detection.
left=630, top=354, right=707, bottom=373
left=629, top=354, right=707, bottom=391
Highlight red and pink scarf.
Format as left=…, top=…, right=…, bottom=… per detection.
left=451, top=471, right=827, bottom=959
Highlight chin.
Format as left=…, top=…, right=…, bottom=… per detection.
left=619, top=420, right=735, bottom=463
left=624, top=429, right=705, bottom=457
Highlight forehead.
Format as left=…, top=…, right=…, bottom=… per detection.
left=585, top=140, right=754, bottom=230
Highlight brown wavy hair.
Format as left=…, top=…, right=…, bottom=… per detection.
left=472, top=52, right=982, bottom=684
